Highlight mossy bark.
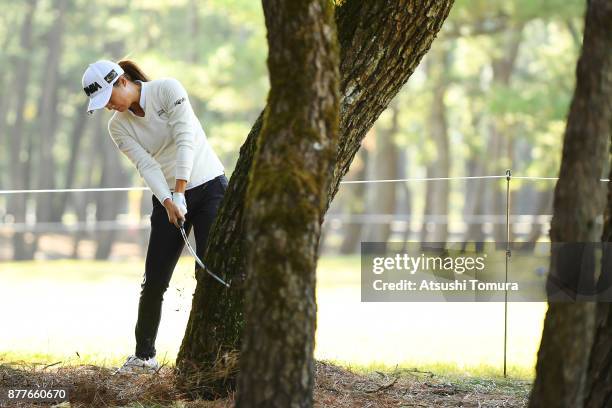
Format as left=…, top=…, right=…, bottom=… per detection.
left=175, top=0, right=454, bottom=397
left=583, top=1, right=612, bottom=406
left=528, top=0, right=612, bottom=406
left=233, top=1, right=339, bottom=406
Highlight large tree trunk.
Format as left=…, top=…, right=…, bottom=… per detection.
left=582, top=0, right=612, bottom=406
left=528, top=0, right=612, bottom=406
left=175, top=0, right=454, bottom=397
left=586, top=170, right=612, bottom=406
left=234, top=1, right=339, bottom=405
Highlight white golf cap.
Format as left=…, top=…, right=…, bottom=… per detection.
left=82, top=60, right=124, bottom=115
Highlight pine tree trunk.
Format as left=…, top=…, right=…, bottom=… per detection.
left=234, top=1, right=339, bottom=405
left=582, top=0, right=612, bottom=405
left=175, top=0, right=454, bottom=397
left=528, top=0, right=612, bottom=406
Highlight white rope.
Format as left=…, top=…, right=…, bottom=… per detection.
left=323, top=214, right=556, bottom=223
left=0, top=187, right=148, bottom=194
left=513, top=176, right=610, bottom=181
left=0, top=175, right=608, bottom=195
left=0, top=214, right=562, bottom=233
left=339, top=175, right=506, bottom=184
left=511, top=176, right=558, bottom=180
left=0, top=219, right=150, bottom=233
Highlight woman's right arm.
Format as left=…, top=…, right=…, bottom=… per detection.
left=108, top=119, right=173, bottom=205
left=108, top=120, right=186, bottom=227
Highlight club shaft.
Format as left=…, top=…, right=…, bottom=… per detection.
left=180, top=226, right=229, bottom=287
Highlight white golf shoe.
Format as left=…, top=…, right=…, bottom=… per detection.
left=114, top=355, right=160, bottom=375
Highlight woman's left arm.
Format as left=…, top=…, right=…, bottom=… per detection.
left=162, top=78, right=196, bottom=194
left=174, top=179, right=187, bottom=194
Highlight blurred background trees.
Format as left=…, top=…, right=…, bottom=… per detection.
left=0, top=0, right=586, bottom=261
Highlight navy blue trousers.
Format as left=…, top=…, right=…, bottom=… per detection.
left=135, top=174, right=228, bottom=359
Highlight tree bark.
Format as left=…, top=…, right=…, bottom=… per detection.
left=528, top=0, right=612, bottom=406
left=175, top=0, right=455, bottom=397
left=582, top=0, right=612, bottom=405
left=234, top=1, right=339, bottom=405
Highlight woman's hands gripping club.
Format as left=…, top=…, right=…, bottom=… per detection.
left=163, top=192, right=187, bottom=228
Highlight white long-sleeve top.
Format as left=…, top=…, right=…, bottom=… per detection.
left=107, top=77, right=225, bottom=204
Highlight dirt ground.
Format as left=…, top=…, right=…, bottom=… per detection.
left=0, top=359, right=530, bottom=407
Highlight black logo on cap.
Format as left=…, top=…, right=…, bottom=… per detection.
left=84, top=82, right=102, bottom=96
left=104, top=69, right=118, bottom=83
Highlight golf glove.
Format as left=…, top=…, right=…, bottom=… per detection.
left=172, top=192, right=188, bottom=222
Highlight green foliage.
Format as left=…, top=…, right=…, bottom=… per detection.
left=378, top=0, right=584, bottom=194
left=0, top=0, right=269, bottom=193
left=0, top=0, right=588, bottom=225
left=451, top=0, right=584, bottom=24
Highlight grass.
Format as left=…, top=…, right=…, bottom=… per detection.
left=0, top=357, right=531, bottom=407
left=0, top=255, right=543, bottom=386
left=340, top=360, right=533, bottom=381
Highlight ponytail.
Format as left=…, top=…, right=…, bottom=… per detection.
left=117, top=59, right=150, bottom=82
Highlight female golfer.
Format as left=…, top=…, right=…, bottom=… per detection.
left=82, top=59, right=228, bottom=374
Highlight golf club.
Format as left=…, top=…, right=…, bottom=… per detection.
left=178, top=220, right=230, bottom=287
